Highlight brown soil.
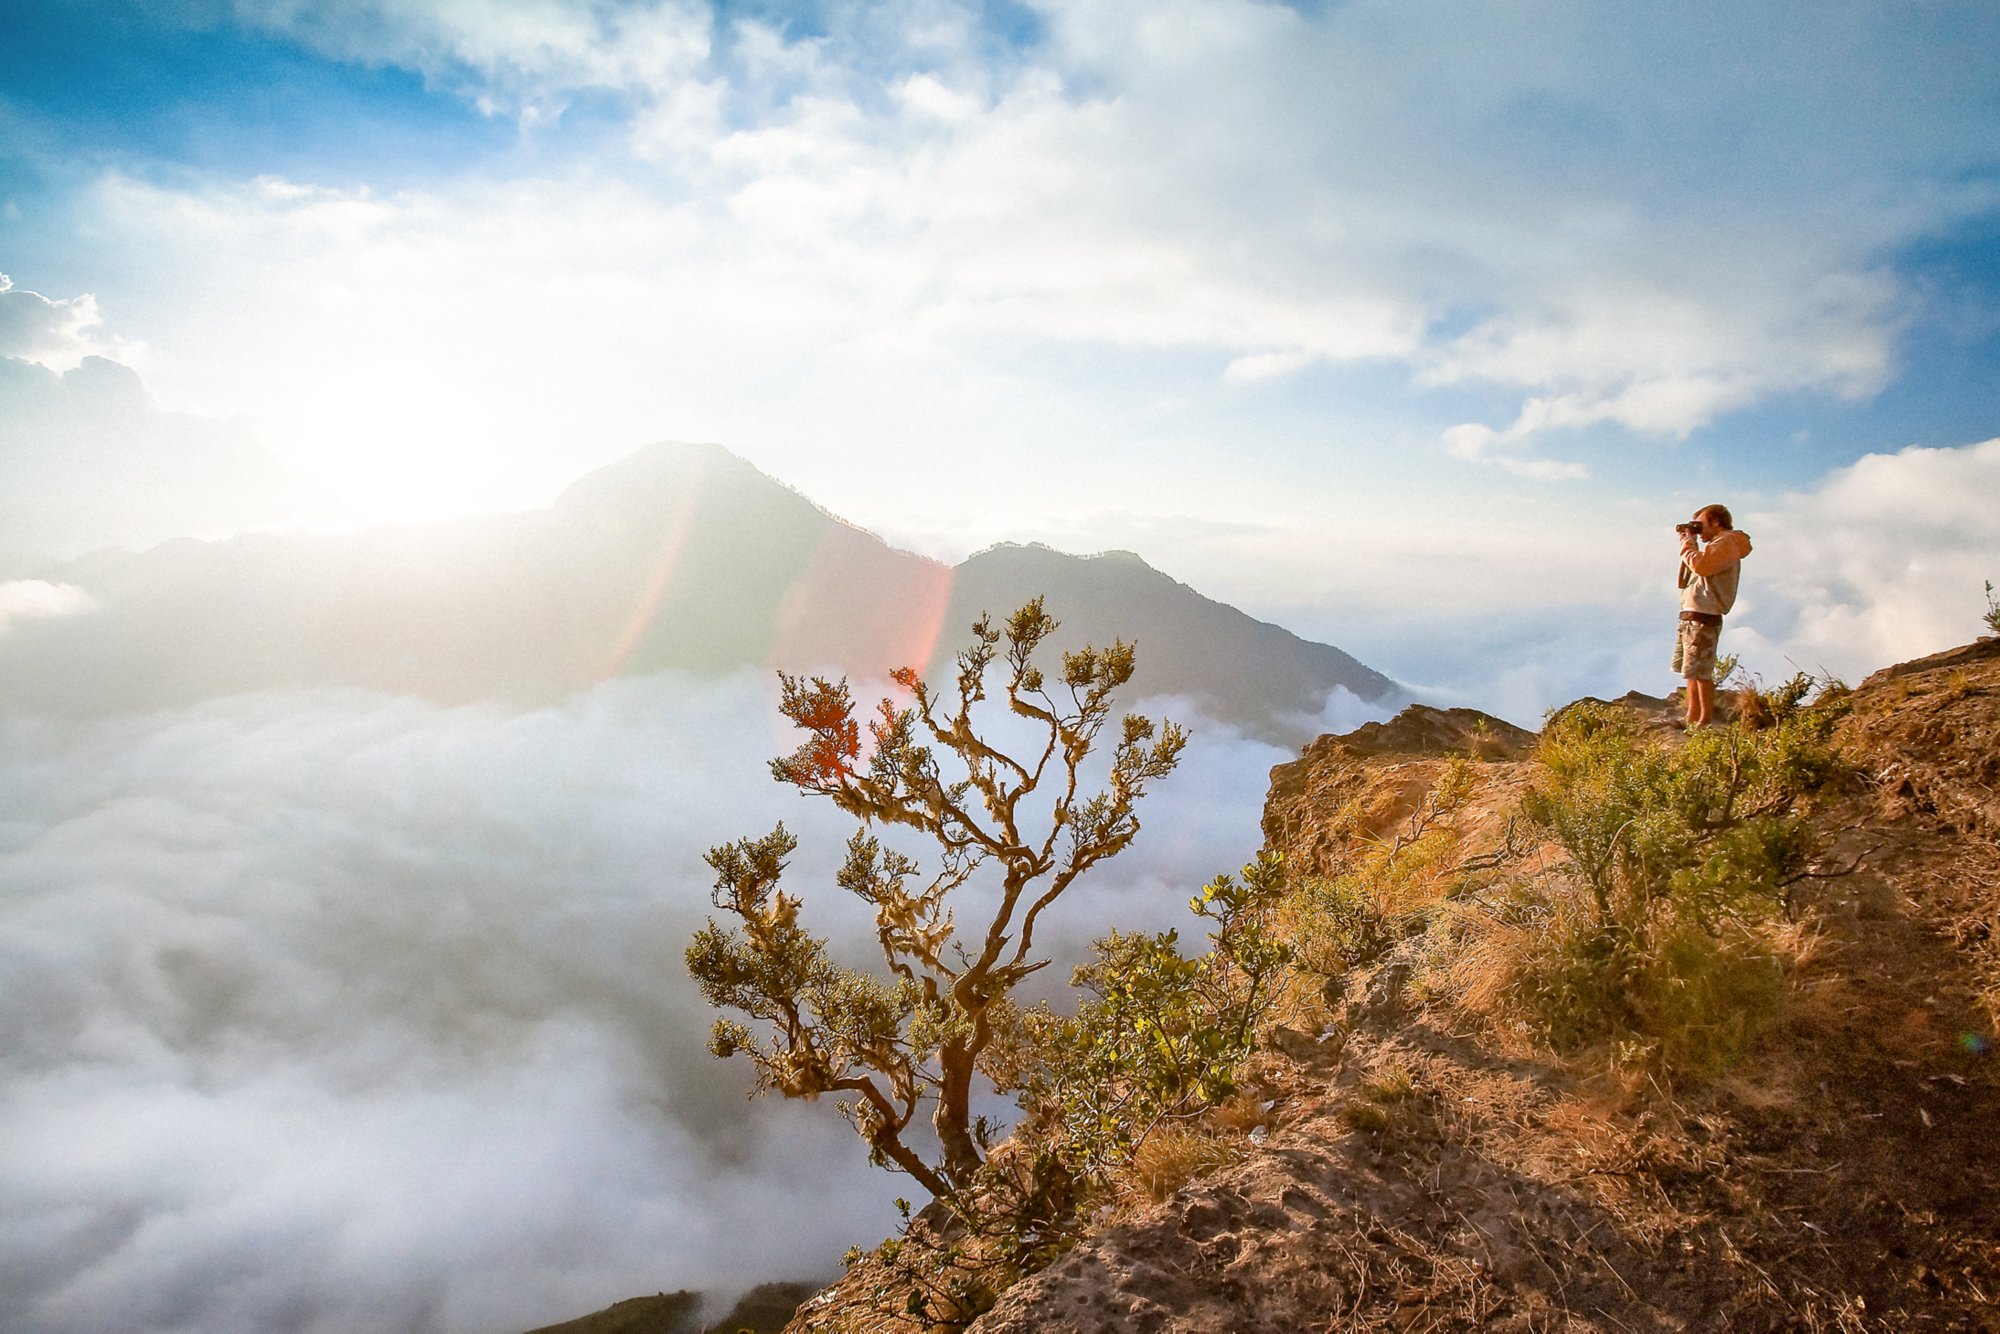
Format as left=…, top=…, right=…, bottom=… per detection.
left=957, top=642, right=2000, bottom=1332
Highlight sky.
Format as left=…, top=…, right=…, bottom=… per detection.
left=2, top=0, right=1997, bottom=700
left=3, top=4, right=2000, bottom=1330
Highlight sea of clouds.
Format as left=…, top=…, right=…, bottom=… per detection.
left=0, top=669, right=1306, bottom=1334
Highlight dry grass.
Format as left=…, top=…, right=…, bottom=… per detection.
left=1098, top=1092, right=1277, bottom=1209
left=1204, top=1089, right=1277, bottom=1136
left=1117, top=1125, right=1250, bottom=1204
left=795, top=658, right=2000, bottom=1334
left=1340, top=1062, right=1425, bottom=1135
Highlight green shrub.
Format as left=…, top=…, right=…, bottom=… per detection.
left=1512, top=690, right=1844, bottom=1073
left=841, top=856, right=1295, bottom=1331
left=1524, top=692, right=1841, bottom=934
left=1513, top=911, right=1786, bottom=1075
left=1287, top=870, right=1397, bottom=975
left=1282, top=767, right=1469, bottom=980
left=1986, top=579, right=2000, bottom=637
left=1640, top=924, right=1788, bottom=1077
left=991, top=854, right=1291, bottom=1187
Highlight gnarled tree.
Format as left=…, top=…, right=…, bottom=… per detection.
left=686, top=599, right=1186, bottom=1200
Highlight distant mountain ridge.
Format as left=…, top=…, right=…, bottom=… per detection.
left=945, top=541, right=1393, bottom=741
left=0, top=442, right=1396, bottom=742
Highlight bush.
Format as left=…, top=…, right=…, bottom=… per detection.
left=1523, top=691, right=1841, bottom=935
left=1640, top=924, right=1789, bottom=1076
left=1507, top=690, right=1845, bottom=1073
left=991, top=854, right=1291, bottom=1189
left=1511, top=910, right=1787, bottom=1075
left=1282, top=759, right=1472, bottom=981
left=1286, top=870, right=1398, bottom=975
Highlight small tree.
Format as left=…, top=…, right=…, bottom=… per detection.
left=686, top=599, right=1186, bottom=1201
left=991, top=853, right=1292, bottom=1187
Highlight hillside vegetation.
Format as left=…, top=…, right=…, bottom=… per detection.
left=781, top=638, right=2000, bottom=1333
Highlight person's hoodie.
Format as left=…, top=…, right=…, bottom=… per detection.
left=1680, top=529, right=1752, bottom=616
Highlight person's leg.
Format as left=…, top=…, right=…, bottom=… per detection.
left=1682, top=620, right=1720, bottom=727
left=1672, top=620, right=1692, bottom=721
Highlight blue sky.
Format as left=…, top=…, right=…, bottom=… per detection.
left=3, top=10, right=2000, bottom=1326
left=3, top=0, right=1999, bottom=706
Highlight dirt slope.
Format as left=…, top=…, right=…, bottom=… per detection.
left=966, top=641, right=2000, bottom=1333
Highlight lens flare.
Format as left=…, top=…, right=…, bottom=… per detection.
left=603, top=474, right=703, bottom=679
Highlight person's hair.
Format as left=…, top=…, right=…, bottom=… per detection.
left=1695, top=503, right=1733, bottom=529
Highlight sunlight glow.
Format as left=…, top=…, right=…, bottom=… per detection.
left=260, top=367, right=533, bottom=526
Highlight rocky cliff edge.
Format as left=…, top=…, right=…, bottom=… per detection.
left=959, top=640, right=2000, bottom=1332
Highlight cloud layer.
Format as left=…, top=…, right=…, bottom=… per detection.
left=1738, top=436, right=2000, bottom=683
left=0, top=278, right=302, bottom=564
left=0, top=669, right=1290, bottom=1333
left=30, top=0, right=1995, bottom=530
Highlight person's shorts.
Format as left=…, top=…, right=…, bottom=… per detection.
left=1673, top=616, right=1722, bottom=682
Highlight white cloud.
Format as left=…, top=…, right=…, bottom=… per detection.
left=1427, top=267, right=1902, bottom=445
left=0, top=668, right=1282, bottom=1332
left=1441, top=411, right=1589, bottom=479
left=1222, top=349, right=1317, bottom=383
left=1356, top=603, right=1666, bottom=729
left=232, top=0, right=714, bottom=118
left=1736, top=437, right=2000, bottom=683
left=0, top=583, right=94, bottom=634
left=1496, top=456, right=1589, bottom=482
left=0, top=275, right=118, bottom=372
left=0, top=343, right=301, bottom=566
left=59, top=1, right=1996, bottom=536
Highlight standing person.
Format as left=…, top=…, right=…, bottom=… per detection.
left=1674, top=503, right=1752, bottom=729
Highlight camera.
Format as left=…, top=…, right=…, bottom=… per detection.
left=1675, top=521, right=1703, bottom=537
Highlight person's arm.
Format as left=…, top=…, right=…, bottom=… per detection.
left=1685, top=531, right=1746, bottom=576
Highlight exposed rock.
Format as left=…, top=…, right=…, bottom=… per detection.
left=966, top=643, right=2000, bottom=1332
left=1548, top=689, right=1679, bottom=728
left=757, top=642, right=2000, bottom=1334
left=1858, top=633, right=2000, bottom=689
left=1346, top=955, right=1415, bottom=1029
left=1262, top=704, right=1536, bottom=881
left=1317, top=704, right=1537, bottom=760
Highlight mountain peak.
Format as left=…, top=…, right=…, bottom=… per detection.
left=967, top=541, right=1154, bottom=569
left=7, top=444, right=1393, bottom=736
left=553, top=441, right=762, bottom=513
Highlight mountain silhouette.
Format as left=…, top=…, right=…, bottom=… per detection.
left=0, top=443, right=1395, bottom=740
left=945, top=542, right=1393, bottom=740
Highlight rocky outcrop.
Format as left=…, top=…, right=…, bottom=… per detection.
left=1857, top=634, right=2000, bottom=689
left=1314, top=704, right=1538, bottom=760
left=1261, top=704, right=1535, bottom=881
left=961, top=647, right=2000, bottom=1332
